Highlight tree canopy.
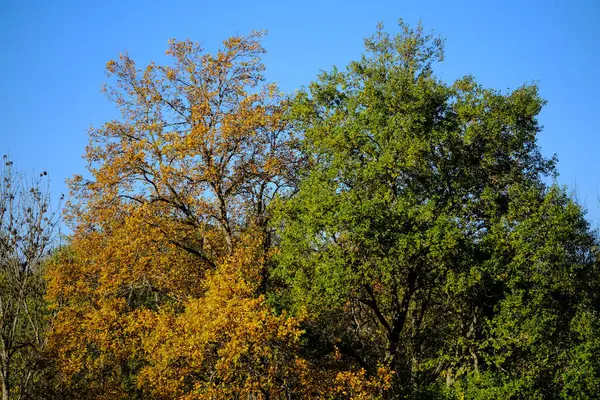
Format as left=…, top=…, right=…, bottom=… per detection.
left=1, top=20, right=598, bottom=400
left=272, top=22, right=600, bottom=398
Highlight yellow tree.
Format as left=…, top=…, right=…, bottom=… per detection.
left=46, top=32, right=390, bottom=399
left=47, top=31, right=298, bottom=398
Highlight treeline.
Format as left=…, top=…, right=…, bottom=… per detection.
left=2, top=21, right=600, bottom=399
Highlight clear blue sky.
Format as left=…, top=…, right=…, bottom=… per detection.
left=1, top=0, right=599, bottom=225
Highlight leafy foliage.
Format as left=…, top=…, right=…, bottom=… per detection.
left=272, top=21, right=600, bottom=398
left=0, top=21, right=596, bottom=400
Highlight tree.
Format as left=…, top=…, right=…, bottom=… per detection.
left=0, top=156, right=60, bottom=400
left=48, top=31, right=297, bottom=398
left=46, top=32, right=389, bottom=399
left=272, top=21, right=599, bottom=398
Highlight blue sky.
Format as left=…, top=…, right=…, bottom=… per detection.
left=1, top=0, right=599, bottom=225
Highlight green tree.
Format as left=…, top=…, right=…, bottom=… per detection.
left=272, top=21, right=599, bottom=398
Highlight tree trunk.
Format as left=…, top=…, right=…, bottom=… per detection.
left=385, top=269, right=417, bottom=365
left=2, top=374, right=9, bottom=400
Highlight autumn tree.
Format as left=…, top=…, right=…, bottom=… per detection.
left=273, top=21, right=600, bottom=398
left=46, top=31, right=388, bottom=399
left=0, top=156, right=60, bottom=400
left=47, top=30, right=296, bottom=397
